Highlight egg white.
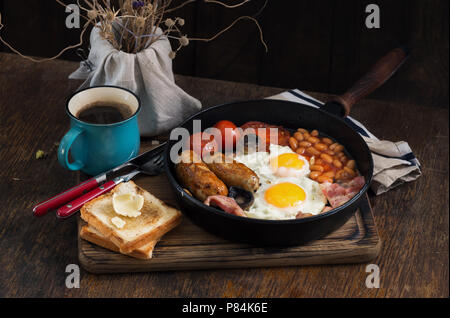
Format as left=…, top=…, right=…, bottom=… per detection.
left=246, top=177, right=327, bottom=220
left=268, top=144, right=310, bottom=178
left=234, top=151, right=273, bottom=185
left=234, top=145, right=310, bottom=186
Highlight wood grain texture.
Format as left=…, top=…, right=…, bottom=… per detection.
left=0, top=53, right=448, bottom=298
left=77, top=173, right=379, bottom=273
left=0, top=0, right=447, bottom=108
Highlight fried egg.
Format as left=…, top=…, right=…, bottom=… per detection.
left=268, top=144, right=310, bottom=178
left=234, top=144, right=310, bottom=185
left=234, top=145, right=325, bottom=220
left=246, top=177, right=326, bottom=220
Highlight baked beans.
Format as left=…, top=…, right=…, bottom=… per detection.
left=289, top=128, right=359, bottom=183
left=293, top=132, right=304, bottom=141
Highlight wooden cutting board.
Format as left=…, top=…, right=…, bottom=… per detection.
left=78, top=172, right=381, bottom=274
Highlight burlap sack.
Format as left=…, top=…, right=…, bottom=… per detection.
left=69, top=26, right=201, bottom=136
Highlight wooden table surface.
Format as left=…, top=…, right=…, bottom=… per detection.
left=0, top=52, right=448, bottom=298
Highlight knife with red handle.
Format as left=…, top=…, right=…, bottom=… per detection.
left=33, top=142, right=165, bottom=218
left=56, top=170, right=141, bottom=219
left=33, top=143, right=165, bottom=216
left=56, top=180, right=117, bottom=219
left=32, top=176, right=104, bottom=217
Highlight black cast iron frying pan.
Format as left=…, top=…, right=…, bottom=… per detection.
left=164, top=47, right=409, bottom=246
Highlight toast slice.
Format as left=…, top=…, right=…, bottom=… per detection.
left=80, top=223, right=157, bottom=259
left=80, top=181, right=182, bottom=254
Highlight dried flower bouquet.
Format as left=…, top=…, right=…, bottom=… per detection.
left=0, top=0, right=268, bottom=137
left=0, top=0, right=267, bottom=61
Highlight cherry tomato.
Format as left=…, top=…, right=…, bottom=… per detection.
left=214, top=120, right=240, bottom=150
left=186, top=132, right=219, bottom=157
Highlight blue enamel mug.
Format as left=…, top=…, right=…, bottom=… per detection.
left=58, top=86, right=141, bottom=176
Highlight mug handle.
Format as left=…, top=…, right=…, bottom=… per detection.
left=58, top=126, right=85, bottom=171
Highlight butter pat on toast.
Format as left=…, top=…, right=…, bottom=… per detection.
left=80, top=181, right=182, bottom=254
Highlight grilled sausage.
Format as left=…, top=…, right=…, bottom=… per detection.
left=203, top=153, right=260, bottom=193
left=175, top=150, right=228, bottom=202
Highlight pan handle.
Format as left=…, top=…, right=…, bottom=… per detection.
left=323, top=46, right=409, bottom=117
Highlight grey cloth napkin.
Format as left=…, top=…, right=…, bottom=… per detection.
left=268, top=89, right=422, bottom=195
left=69, top=26, right=202, bottom=137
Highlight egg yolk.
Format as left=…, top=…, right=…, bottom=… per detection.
left=270, top=153, right=306, bottom=172
left=264, top=182, right=306, bottom=208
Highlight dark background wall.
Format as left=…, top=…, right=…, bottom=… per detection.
left=0, top=0, right=448, bottom=108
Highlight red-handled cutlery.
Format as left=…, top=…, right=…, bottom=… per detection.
left=32, top=143, right=166, bottom=218
left=56, top=148, right=165, bottom=218
left=32, top=176, right=105, bottom=217
left=56, top=170, right=141, bottom=219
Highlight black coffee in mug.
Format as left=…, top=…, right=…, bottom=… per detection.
left=76, top=101, right=134, bottom=124
left=59, top=86, right=141, bottom=176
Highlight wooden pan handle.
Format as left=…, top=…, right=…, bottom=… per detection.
left=332, top=47, right=409, bottom=116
